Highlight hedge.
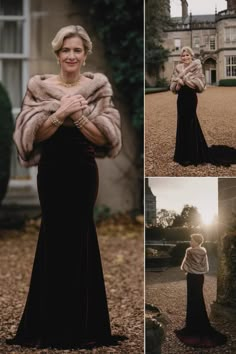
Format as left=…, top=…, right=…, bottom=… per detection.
left=219, top=79, right=236, bottom=86
left=145, top=87, right=169, bottom=94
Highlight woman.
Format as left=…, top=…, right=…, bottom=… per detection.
left=175, top=234, right=227, bottom=348
left=170, top=46, right=236, bottom=166
left=6, top=25, right=121, bottom=349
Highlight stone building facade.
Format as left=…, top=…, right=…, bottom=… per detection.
left=1, top=0, right=140, bottom=212
left=145, top=178, right=157, bottom=226
left=162, top=0, right=236, bottom=85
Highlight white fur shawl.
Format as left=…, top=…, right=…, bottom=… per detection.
left=14, top=72, right=122, bottom=167
left=181, top=246, right=209, bottom=274
left=170, top=59, right=206, bottom=94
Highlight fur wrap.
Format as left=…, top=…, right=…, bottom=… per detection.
left=181, top=246, right=209, bottom=274
left=14, top=72, right=122, bottom=167
left=170, top=59, right=206, bottom=94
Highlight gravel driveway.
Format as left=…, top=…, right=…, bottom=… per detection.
left=0, top=216, right=144, bottom=354
left=145, top=87, right=236, bottom=176
left=146, top=266, right=236, bottom=353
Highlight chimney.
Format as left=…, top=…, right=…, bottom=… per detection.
left=181, top=0, right=188, bottom=20
left=227, top=0, right=236, bottom=11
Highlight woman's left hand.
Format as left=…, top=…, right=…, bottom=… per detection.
left=60, top=94, right=88, bottom=121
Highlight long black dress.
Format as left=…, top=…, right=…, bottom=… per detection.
left=174, top=85, right=236, bottom=166
left=7, top=126, right=111, bottom=349
left=175, top=273, right=227, bottom=348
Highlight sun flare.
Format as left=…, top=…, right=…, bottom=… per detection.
left=199, top=207, right=217, bottom=225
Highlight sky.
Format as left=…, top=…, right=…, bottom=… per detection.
left=171, top=0, right=227, bottom=17
left=148, top=177, right=218, bottom=225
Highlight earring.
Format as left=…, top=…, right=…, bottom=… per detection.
left=57, top=59, right=60, bottom=65
left=83, top=61, right=86, bottom=66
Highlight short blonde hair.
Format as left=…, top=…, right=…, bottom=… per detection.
left=51, top=25, right=92, bottom=55
left=191, top=233, right=204, bottom=245
left=180, top=46, right=194, bottom=58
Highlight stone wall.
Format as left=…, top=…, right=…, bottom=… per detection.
left=145, top=179, right=156, bottom=226
left=217, top=178, right=236, bottom=308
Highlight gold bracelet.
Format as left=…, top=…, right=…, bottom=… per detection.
left=50, top=114, right=63, bottom=127
left=74, top=115, right=89, bottom=129
left=74, top=115, right=87, bottom=125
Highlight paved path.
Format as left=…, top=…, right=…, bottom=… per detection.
left=0, top=216, right=144, bottom=353
left=145, top=87, right=236, bottom=176
left=146, top=266, right=236, bottom=353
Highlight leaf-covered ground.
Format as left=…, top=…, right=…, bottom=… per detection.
left=0, top=214, right=144, bottom=354
left=145, top=87, right=236, bottom=176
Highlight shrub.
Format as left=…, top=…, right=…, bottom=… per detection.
left=219, top=79, right=236, bottom=86
left=85, top=0, right=143, bottom=130
left=145, top=87, right=169, bottom=94
left=170, top=242, right=189, bottom=266
left=0, top=82, right=14, bottom=205
left=146, top=247, right=158, bottom=257
left=155, top=78, right=169, bottom=88
left=94, top=205, right=111, bottom=222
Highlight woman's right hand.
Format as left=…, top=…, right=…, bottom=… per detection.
left=177, top=78, right=184, bottom=86
left=56, top=94, right=88, bottom=120
left=176, top=83, right=181, bottom=91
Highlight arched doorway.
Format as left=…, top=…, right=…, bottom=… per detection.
left=203, top=57, right=217, bottom=85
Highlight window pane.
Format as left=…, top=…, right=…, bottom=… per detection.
left=0, top=0, right=23, bottom=15
left=174, top=39, right=181, bottom=50
left=0, top=21, right=23, bottom=53
left=193, top=37, right=200, bottom=48
left=0, top=0, right=29, bottom=180
left=2, top=59, right=22, bottom=107
left=232, top=66, right=236, bottom=76
left=226, top=66, right=231, bottom=76
left=232, top=56, right=236, bottom=64
left=210, top=36, right=215, bottom=50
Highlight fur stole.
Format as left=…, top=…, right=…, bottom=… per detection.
left=14, top=72, right=122, bottom=167
left=181, top=246, right=209, bottom=274
left=170, top=59, right=206, bottom=94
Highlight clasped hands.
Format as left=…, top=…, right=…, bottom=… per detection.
left=56, top=94, right=88, bottom=122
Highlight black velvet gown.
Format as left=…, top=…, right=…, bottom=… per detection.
left=7, top=126, right=111, bottom=349
left=175, top=273, right=227, bottom=348
left=174, top=85, right=236, bottom=166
